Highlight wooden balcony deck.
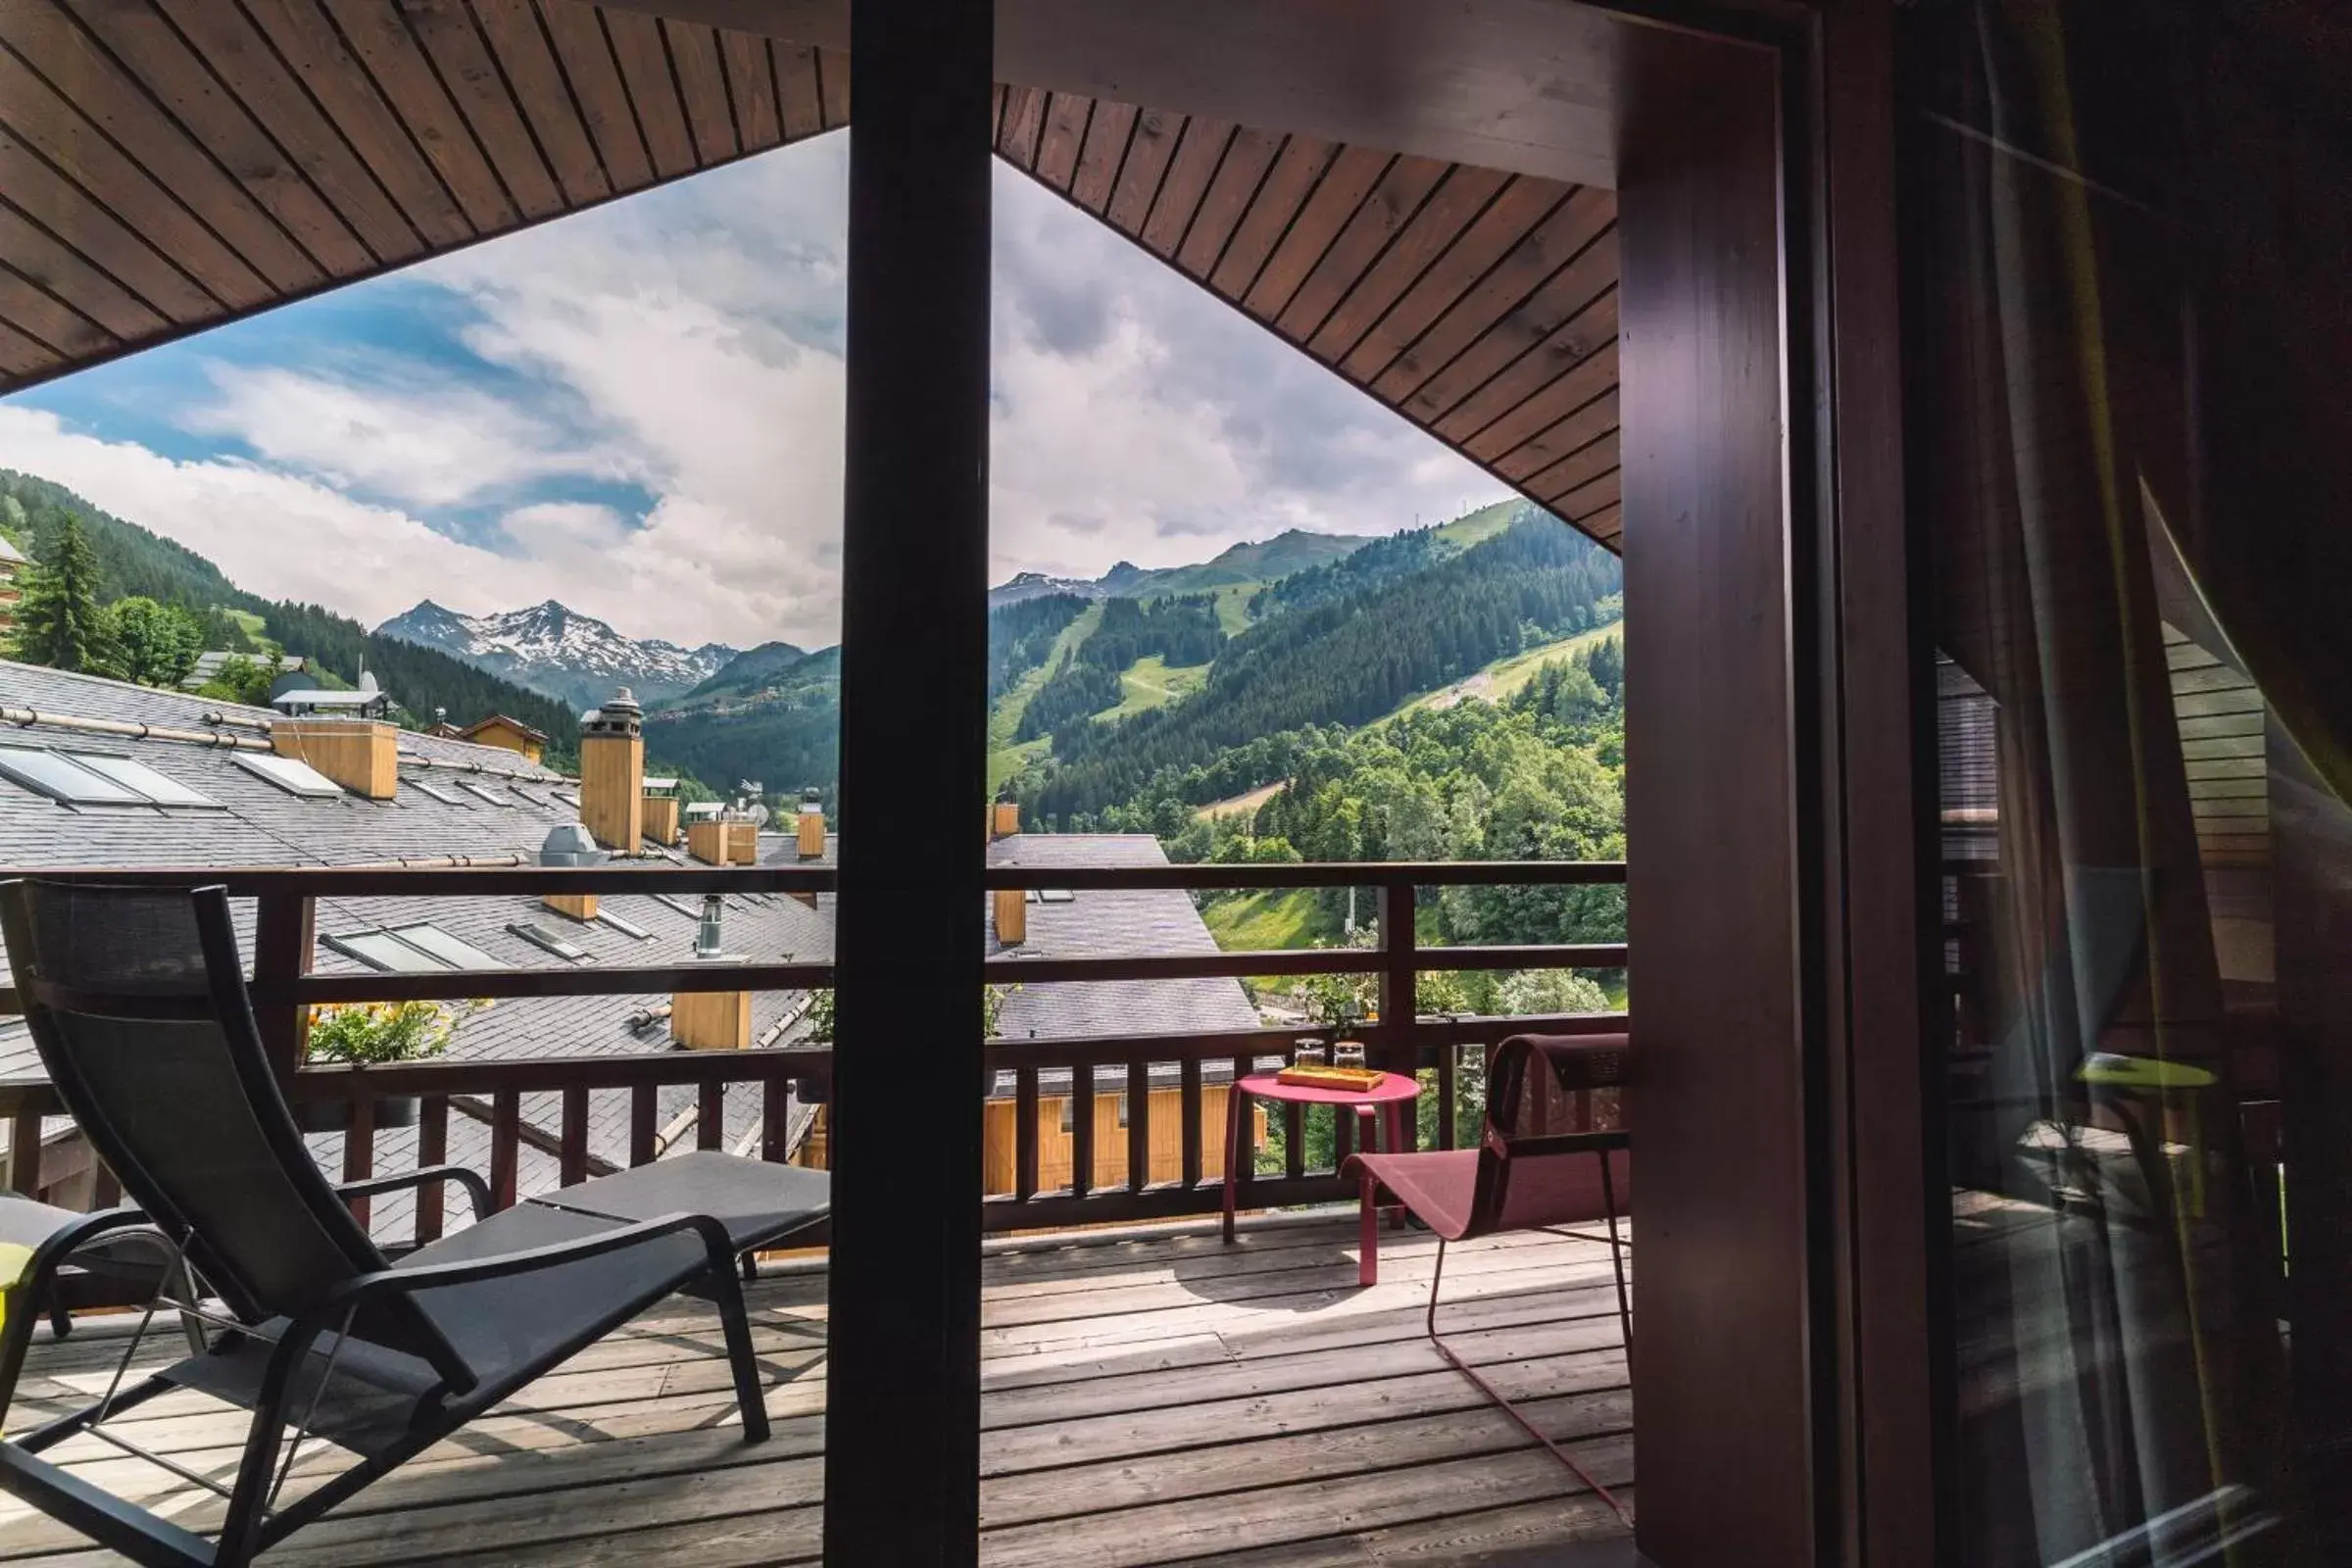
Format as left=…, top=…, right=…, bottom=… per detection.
left=0, top=1217, right=1634, bottom=1567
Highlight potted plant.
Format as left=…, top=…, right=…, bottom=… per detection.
left=298, top=999, right=482, bottom=1132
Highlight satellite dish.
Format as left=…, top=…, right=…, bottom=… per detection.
left=749, top=803, right=772, bottom=828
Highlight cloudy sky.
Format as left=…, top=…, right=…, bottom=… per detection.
left=0, top=133, right=1505, bottom=650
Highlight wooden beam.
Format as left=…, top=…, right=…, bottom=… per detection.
left=821, top=0, right=992, bottom=1559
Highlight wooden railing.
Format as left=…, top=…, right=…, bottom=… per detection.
left=0, top=858, right=1627, bottom=1238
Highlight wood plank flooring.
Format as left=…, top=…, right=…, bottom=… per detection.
left=0, top=1218, right=1633, bottom=1566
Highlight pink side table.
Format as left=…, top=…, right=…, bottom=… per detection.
left=1223, top=1069, right=1421, bottom=1285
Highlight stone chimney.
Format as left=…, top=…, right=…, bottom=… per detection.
left=272, top=717, right=397, bottom=800
left=578, top=688, right=644, bottom=852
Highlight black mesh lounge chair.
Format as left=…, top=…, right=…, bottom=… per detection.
left=0, top=879, right=826, bottom=1568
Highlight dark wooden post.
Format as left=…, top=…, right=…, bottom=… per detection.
left=251, top=892, right=314, bottom=1081
left=1618, top=24, right=1813, bottom=1568
left=1377, top=880, right=1417, bottom=1147
left=822, top=0, right=993, bottom=1559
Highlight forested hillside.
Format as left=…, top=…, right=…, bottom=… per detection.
left=987, top=593, right=1089, bottom=699
left=641, top=647, right=841, bottom=805
left=0, top=470, right=584, bottom=759
left=1024, top=514, right=1622, bottom=825
left=1014, top=595, right=1223, bottom=741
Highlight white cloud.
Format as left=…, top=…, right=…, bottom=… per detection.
left=184, top=363, right=602, bottom=510
left=1, top=134, right=1517, bottom=648
left=0, top=406, right=510, bottom=618
left=0, top=407, right=828, bottom=650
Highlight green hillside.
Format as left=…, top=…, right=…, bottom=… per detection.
left=1130, top=528, right=1373, bottom=595
left=675, top=640, right=808, bottom=705
left=1024, top=514, right=1623, bottom=825
left=1096, top=655, right=1211, bottom=720
left=988, top=602, right=1101, bottom=792
left=1375, top=601, right=1624, bottom=726
left=1432, top=497, right=1524, bottom=550
left=642, top=646, right=840, bottom=805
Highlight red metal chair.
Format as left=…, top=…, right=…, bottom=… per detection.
left=1346, top=1031, right=1632, bottom=1521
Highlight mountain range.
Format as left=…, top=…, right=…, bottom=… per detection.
left=380, top=526, right=1385, bottom=716
left=0, top=470, right=1612, bottom=819
left=374, top=600, right=738, bottom=711
left=987, top=528, right=1375, bottom=608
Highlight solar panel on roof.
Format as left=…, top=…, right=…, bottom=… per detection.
left=231, top=752, right=343, bottom=799
left=0, top=746, right=147, bottom=806
left=69, top=753, right=221, bottom=808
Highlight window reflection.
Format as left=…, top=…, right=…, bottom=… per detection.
left=1907, top=4, right=2341, bottom=1562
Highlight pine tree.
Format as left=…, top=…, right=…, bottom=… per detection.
left=12, top=513, right=114, bottom=673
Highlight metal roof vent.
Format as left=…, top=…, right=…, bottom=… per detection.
left=539, top=822, right=607, bottom=866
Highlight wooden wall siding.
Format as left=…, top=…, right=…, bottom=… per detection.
left=982, top=1086, right=1257, bottom=1196
left=2164, top=623, right=2271, bottom=867
left=0, top=0, right=849, bottom=393
left=993, top=82, right=1623, bottom=548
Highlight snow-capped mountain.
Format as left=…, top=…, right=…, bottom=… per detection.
left=374, top=600, right=738, bottom=711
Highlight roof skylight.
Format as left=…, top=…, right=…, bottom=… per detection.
left=405, top=777, right=462, bottom=807
left=459, top=780, right=514, bottom=808
left=509, top=922, right=589, bottom=961
left=231, top=752, right=343, bottom=799
left=71, top=754, right=221, bottom=808
left=0, top=746, right=220, bottom=808
left=597, top=910, right=653, bottom=940
left=325, top=923, right=501, bottom=973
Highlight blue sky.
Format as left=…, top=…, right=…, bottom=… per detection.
left=0, top=133, right=1504, bottom=649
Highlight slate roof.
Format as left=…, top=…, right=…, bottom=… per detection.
left=0, top=660, right=1257, bottom=1240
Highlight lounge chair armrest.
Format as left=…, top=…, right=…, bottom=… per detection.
left=7, top=1204, right=163, bottom=1271
left=270, top=1211, right=740, bottom=1402
left=333, top=1165, right=492, bottom=1224
left=317, top=1210, right=737, bottom=1312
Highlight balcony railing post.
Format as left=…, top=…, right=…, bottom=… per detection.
left=252, top=892, right=314, bottom=1083
left=1377, top=879, right=1419, bottom=1150
left=6, top=1102, right=41, bottom=1198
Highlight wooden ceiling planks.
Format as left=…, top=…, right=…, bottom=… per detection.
left=0, top=0, right=847, bottom=395
left=0, top=14, right=1617, bottom=547
left=994, top=84, right=1621, bottom=545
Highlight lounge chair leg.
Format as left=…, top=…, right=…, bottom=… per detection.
left=1598, top=1150, right=1632, bottom=1358
left=709, top=1260, right=771, bottom=1444
left=1425, top=1237, right=1633, bottom=1528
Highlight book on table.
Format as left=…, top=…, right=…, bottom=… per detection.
left=1273, top=1064, right=1387, bottom=1093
